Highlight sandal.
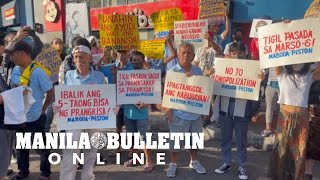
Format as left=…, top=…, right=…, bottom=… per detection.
left=124, top=159, right=140, bottom=167
left=144, top=164, right=154, bottom=173
left=261, top=130, right=272, bottom=137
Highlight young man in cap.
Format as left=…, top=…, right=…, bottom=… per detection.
left=7, top=40, right=54, bottom=180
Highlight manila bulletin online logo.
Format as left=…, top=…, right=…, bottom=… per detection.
left=16, top=132, right=204, bottom=165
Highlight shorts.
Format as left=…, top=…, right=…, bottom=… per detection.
left=116, top=108, right=125, bottom=129
left=169, top=115, right=202, bottom=152
left=123, top=116, right=148, bottom=141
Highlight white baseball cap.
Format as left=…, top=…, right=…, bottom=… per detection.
left=72, top=45, right=91, bottom=55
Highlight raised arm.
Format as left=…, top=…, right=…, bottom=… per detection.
left=221, top=10, right=230, bottom=40
left=163, top=36, right=177, bottom=64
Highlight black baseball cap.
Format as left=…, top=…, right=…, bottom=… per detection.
left=4, top=40, right=32, bottom=55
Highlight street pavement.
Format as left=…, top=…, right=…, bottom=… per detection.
left=7, top=103, right=320, bottom=180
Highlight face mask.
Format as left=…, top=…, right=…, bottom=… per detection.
left=292, top=64, right=304, bottom=72
left=234, top=36, right=242, bottom=42
left=132, top=63, right=143, bottom=70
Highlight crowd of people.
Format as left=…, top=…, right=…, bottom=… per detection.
left=0, top=14, right=319, bottom=180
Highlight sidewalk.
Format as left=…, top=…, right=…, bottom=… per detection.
left=7, top=104, right=319, bottom=180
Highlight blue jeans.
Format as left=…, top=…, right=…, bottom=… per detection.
left=16, top=114, right=51, bottom=177
left=219, top=115, right=249, bottom=167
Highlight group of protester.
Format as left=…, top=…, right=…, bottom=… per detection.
left=0, top=12, right=318, bottom=180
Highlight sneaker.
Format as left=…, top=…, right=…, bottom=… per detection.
left=202, top=119, right=212, bottom=127
left=238, top=167, right=248, bottom=180
left=189, top=160, right=206, bottom=174
left=166, top=163, right=177, bottom=178
left=260, top=130, right=272, bottom=137
left=212, top=121, right=220, bottom=128
left=214, top=163, right=231, bottom=174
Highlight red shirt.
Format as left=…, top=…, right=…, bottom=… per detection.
left=250, top=38, right=259, bottom=60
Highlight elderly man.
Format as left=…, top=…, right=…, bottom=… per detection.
left=166, top=42, right=206, bottom=178
left=7, top=40, right=54, bottom=180
left=59, top=45, right=106, bottom=180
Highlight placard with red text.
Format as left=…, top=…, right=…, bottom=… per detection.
left=212, top=58, right=261, bottom=101
left=162, top=71, right=213, bottom=115
left=258, top=18, right=320, bottom=69
left=117, top=70, right=162, bottom=105
left=54, top=84, right=116, bottom=130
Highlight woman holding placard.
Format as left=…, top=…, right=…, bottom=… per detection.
left=267, top=62, right=320, bottom=180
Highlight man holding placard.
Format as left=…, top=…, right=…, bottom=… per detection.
left=58, top=45, right=108, bottom=180
left=213, top=42, right=263, bottom=180
left=166, top=42, right=206, bottom=178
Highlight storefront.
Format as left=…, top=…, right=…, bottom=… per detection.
left=0, top=0, right=35, bottom=36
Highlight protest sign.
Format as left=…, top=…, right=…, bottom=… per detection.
left=162, top=71, right=213, bottom=115
left=258, top=18, right=320, bottom=69
left=198, top=0, right=224, bottom=24
left=249, top=19, right=272, bottom=38
left=34, top=47, right=62, bottom=83
left=99, top=14, right=139, bottom=50
left=211, top=58, right=261, bottom=101
left=117, top=70, right=162, bottom=105
left=151, top=8, right=183, bottom=38
left=55, top=84, right=117, bottom=131
left=174, top=19, right=208, bottom=51
left=138, top=39, right=165, bottom=59
left=304, top=0, right=320, bottom=19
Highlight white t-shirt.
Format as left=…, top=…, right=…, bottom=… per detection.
left=268, top=67, right=278, bottom=82
left=194, top=47, right=216, bottom=75
left=277, top=71, right=314, bottom=108
left=223, top=42, right=249, bottom=56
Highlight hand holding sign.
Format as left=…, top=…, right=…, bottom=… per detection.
left=52, top=101, right=62, bottom=113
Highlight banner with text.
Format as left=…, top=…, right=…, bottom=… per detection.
left=138, top=39, right=165, bottom=59
left=258, top=18, right=320, bottom=69
left=174, top=19, right=208, bottom=51
left=198, top=0, right=224, bottom=24
left=34, top=47, right=62, bottom=83
left=117, top=70, right=162, bottom=105
left=99, top=14, right=140, bottom=50
left=55, top=84, right=116, bottom=131
left=151, top=8, right=183, bottom=38
left=162, top=71, right=213, bottom=115
left=211, top=58, right=261, bottom=101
